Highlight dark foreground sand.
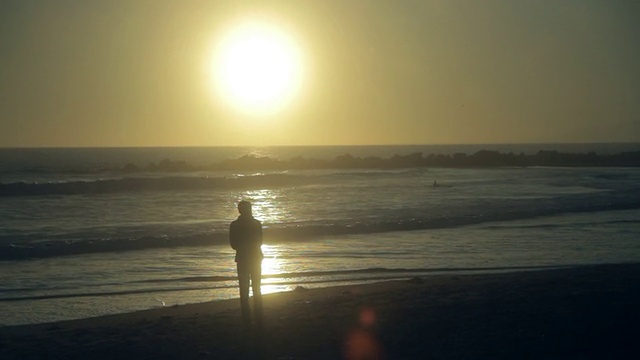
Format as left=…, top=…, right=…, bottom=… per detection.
left=1, top=263, right=639, bottom=360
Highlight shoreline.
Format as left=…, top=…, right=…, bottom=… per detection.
left=2, top=263, right=639, bottom=359
left=0, top=264, right=589, bottom=326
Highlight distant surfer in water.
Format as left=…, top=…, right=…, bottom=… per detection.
left=229, top=200, right=264, bottom=330
left=433, top=180, right=452, bottom=188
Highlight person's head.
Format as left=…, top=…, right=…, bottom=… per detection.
left=237, top=200, right=252, bottom=216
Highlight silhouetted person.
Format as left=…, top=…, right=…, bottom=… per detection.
left=230, top=200, right=264, bottom=329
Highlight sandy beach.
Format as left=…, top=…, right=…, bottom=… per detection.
left=1, top=263, right=639, bottom=360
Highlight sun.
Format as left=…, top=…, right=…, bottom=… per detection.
left=212, top=20, right=304, bottom=116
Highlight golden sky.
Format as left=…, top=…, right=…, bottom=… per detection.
left=1, top=0, right=639, bottom=147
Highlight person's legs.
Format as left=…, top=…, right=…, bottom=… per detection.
left=237, top=262, right=251, bottom=328
left=250, top=260, right=263, bottom=327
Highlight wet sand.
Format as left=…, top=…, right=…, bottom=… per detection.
left=1, top=263, right=639, bottom=359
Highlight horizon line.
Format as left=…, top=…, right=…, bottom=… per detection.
left=2, top=141, right=640, bottom=150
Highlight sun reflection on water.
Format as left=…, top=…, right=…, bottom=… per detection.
left=239, top=189, right=289, bottom=224
left=260, top=244, right=291, bottom=295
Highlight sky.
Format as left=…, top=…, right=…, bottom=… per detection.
left=1, top=0, right=639, bottom=147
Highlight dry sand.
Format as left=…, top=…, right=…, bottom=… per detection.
left=1, top=263, right=639, bottom=359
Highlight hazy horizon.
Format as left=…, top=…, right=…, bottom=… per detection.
left=2, top=141, right=640, bottom=152
left=2, top=0, right=639, bottom=147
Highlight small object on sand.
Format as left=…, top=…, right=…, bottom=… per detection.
left=294, top=285, right=308, bottom=292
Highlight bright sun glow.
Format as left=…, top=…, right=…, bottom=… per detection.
left=212, top=20, right=303, bottom=116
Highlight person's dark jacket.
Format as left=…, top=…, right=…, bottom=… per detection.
left=229, top=215, right=263, bottom=263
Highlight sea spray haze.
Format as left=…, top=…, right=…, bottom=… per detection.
left=1, top=144, right=640, bottom=325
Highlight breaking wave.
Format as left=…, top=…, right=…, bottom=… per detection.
left=0, top=173, right=307, bottom=197
left=2, top=198, right=639, bottom=261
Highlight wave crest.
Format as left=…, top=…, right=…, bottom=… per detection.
left=0, top=173, right=305, bottom=197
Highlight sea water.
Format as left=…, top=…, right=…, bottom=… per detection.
left=1, top=144, right=640, bottom=326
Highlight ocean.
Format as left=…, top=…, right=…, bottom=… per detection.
left=1, top=144, right=640, bottom=326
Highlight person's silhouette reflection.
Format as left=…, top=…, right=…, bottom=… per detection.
left=230, top=200, right=264, bottom=329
